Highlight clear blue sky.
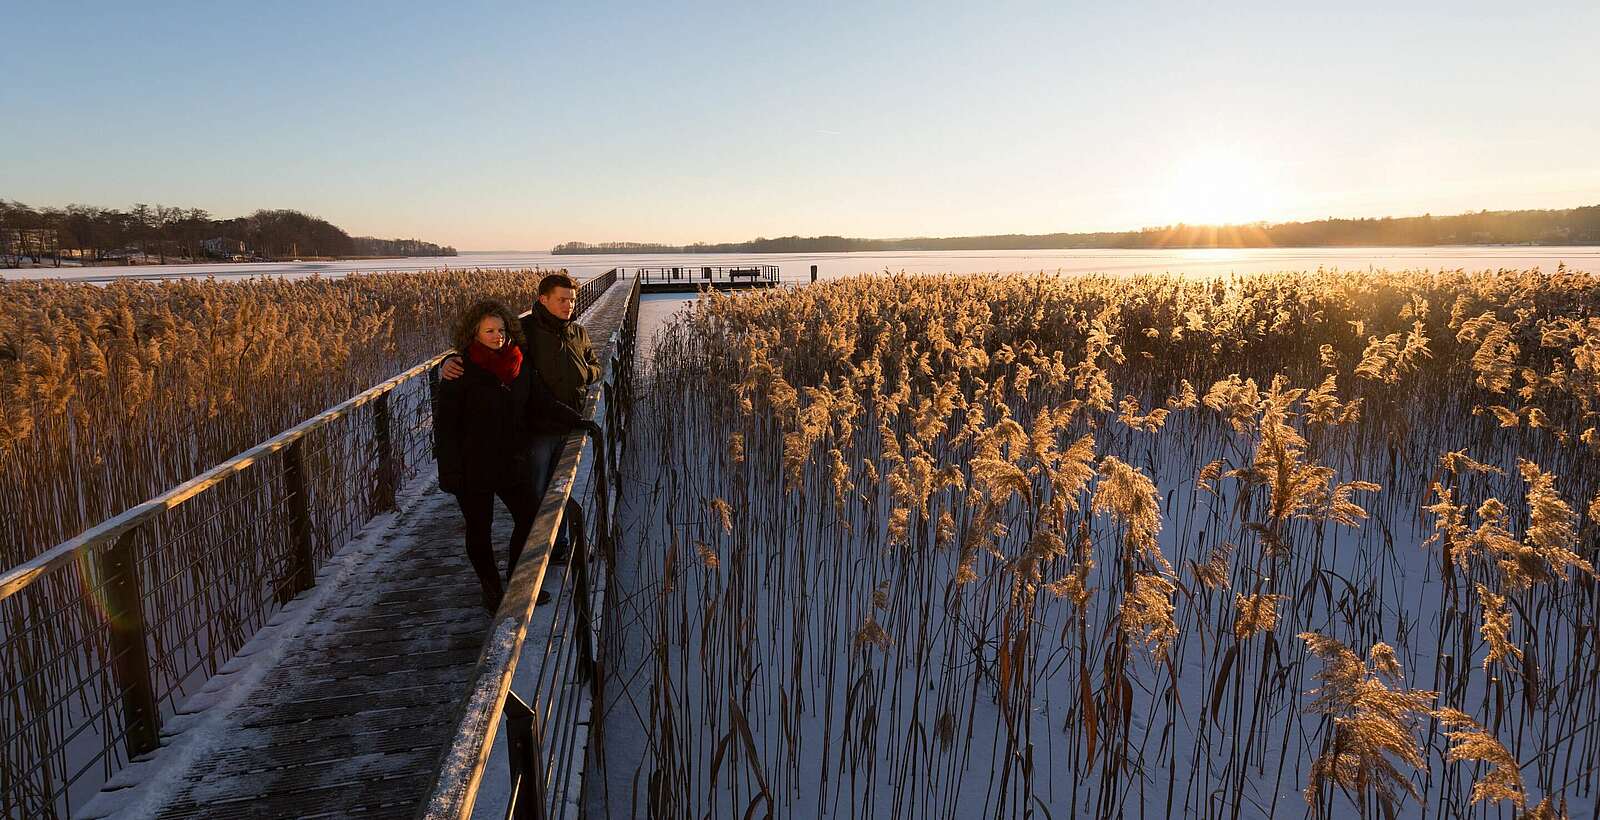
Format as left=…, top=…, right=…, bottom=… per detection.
left=3, top=1, right=1598, bottom=250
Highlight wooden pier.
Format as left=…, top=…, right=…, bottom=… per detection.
left=629, top=264, right=780, bottom=293
left=96, top=492, right=504, bottom=819
left=2, top=271, right=639, bottom=819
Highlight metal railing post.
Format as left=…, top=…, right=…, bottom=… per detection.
left=96, top=528, right=161, bottom=757
left=372, top=391, right=397, bottom=511
left=603, top=380, right=620, bottom=495
left=281, top=438, right=315, bottom=602
left=503, top=690, right=547, bottom=820
left=565, top=500, right=600, bottom=691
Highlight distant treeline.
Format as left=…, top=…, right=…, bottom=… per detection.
left=1, top=199, right=456, bottom=267
left=553, top=204, right=1600, bottom=255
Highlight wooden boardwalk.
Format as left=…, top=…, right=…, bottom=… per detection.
left=81, top=280, right=636, bottom=820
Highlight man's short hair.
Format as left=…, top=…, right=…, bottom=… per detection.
left=539, top=272, right=579, bottom=295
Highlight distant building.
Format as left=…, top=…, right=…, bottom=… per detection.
left=202, top=237, right=247, bottom=258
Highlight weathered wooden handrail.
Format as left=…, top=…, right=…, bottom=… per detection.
left=0, top=351, right=450, bottom=603
left=421, top=275, right=639, bottom=820
left=420, top=385, right=602, bottom=819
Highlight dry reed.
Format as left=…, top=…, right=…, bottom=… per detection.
left=608, top=267, right=1600, bottom=819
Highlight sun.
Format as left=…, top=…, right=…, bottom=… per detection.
left=1157, top=150, right=1283, bottom=226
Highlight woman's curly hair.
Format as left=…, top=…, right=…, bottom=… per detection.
left=451, top=299, right=525, bottom=353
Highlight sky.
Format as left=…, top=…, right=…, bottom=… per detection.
left=3, top=0, right=1598, bottom=251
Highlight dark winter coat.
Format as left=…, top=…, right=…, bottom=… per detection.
left=433, top=351, right=584, bottom=494
left=523, top=302, right=603, bottom=434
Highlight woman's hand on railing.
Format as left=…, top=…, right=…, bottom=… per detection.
left=440, top=356, right=465, bottom=380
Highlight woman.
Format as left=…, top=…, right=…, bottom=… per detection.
left=434, top=299, right=582, bottom=611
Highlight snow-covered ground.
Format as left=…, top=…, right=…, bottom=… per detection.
left=78, top=469, right=445, bottom=818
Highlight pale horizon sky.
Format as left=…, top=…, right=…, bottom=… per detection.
left=3, top=1, right=1598, bottom=251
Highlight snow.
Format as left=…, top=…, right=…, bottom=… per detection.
left=423, top=617, right=519, bottom=819
left=76, top=470, right=442, bottom=819
left=9, top=247, right=1597, bottom=284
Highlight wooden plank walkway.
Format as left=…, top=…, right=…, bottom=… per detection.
left=81, top=280, right=636, bottom=820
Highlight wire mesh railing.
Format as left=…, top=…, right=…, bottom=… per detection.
left=0, top=271, right=624, bottom=819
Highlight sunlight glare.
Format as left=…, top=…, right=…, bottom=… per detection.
left=1158, top=149, right=1283, bottom=226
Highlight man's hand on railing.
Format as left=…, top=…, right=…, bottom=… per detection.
left=440, top=356, right=465, bottom=380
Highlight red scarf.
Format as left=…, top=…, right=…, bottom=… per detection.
left=467, top=341, right=522, bottom=385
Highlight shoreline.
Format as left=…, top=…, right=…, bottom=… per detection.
left=552, top=240, right=1600, bottom=255
left=7, top=246, right=1595, bottom=285
left=2, top=253, right=445, bottom=270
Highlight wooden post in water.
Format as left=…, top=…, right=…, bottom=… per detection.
left=98, top=528, right=161, bottom=757
left=810, top=264, right=818, bottom=283
left=282, top=438, right=316, bottom=602
left=372, top=392, right=396, bottom=511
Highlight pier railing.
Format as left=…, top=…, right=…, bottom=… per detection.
left=422, top=274, right=639, bottom=820
left=629, top=264, right=779, bottom=285
left=0, top=270, right=626, bottom=819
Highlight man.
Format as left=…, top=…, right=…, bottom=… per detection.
left=441, top=272, right=602, bottom=557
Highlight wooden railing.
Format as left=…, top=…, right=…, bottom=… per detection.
left=421, top=275, right=639, bottom=820
left=0, top=271, right=626, bottom=819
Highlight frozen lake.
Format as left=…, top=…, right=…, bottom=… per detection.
left=553, top=246, right=1597, bottom=358
left=5, top=245, right=1598, bottom=284
left=15, top=246, right=1596, bottom=365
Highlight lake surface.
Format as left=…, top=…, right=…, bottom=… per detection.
left=6, top=245, right=1598, bottom=284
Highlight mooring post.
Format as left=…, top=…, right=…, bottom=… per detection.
left=810, top=264, right=818, bottom=282
left=97, top=527, right=161, bottom=757
left=372, top=391, right=396, bottom=511
left=282, top=437, right=316, bottom=601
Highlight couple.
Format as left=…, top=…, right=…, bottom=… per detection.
left=434, top=272, right=601, bottom=612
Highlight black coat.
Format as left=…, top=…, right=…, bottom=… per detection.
left=522, top=304, right=603, bottom=434
left=433, top=352, right=584, bottom=494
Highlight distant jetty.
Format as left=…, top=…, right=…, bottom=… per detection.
left=629, top=264, right=781, bottom=292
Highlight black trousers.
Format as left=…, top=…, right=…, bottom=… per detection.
left=453, top=483, right=539, bottom=588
